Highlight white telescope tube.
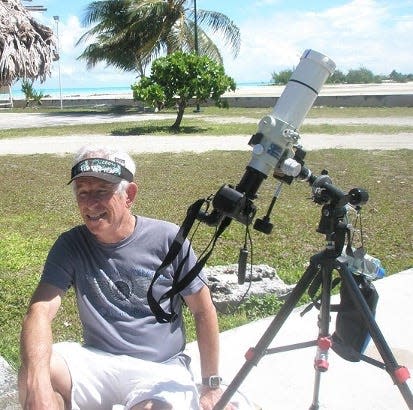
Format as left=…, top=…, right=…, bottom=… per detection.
left=273, top=49, right=336, bottom=129
left=248, top=50, right=335, bottom=177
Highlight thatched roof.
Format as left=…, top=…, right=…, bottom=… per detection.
left=0, top=0, right=57, bottom=86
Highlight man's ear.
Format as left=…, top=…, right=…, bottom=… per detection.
left=125, top=182, right=138, bottom=207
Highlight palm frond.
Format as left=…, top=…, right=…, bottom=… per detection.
left=76, top=0, right=240, bottom=75
left=196, top=9, right=240, bottom=57
left=178, top=20, right=223, bottom=63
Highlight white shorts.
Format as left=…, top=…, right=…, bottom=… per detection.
left=53, top=342, right=199, bottom=410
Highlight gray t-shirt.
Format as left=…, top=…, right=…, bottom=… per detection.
left=41, top=215, right=205, bottom=362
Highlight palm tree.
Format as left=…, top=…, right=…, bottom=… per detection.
left=76, top=0, right=240, bottom=77
left=0, top=0, right=57, bottom=87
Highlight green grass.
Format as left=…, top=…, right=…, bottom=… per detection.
left=1, top=121, right=412, bottom=139
left=1, top=106, right=413, bottom=139
left=3, top=104, right=413, bottom=117
left=0, top=106, right=412, bottom=369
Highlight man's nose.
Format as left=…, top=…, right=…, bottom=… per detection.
left=83, top=192, right=102, bottom=206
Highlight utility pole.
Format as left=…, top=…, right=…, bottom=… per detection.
left=193, top=0, right=201, bottom=113
left=53, top=15, right=63, bottom=109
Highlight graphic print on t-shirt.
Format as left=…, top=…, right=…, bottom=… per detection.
left=82, top=266, right=171, bottom=321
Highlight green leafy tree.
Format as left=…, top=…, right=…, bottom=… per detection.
left=270, top=69, right=293, bottom=85
left=345, top=67, right=381, bottom=84
left=326, top=69, right=346, bottom=84
left=132, top=51, right=235, bottom=130
left=132, top=77, right=166, bottom=111
left=388, top=70, right=408, bottom=83
left=270, top=66, right=413, bottom=85
left=77, top=0, right=240, bottom=76
left=21, top=80, right=44, bottom=107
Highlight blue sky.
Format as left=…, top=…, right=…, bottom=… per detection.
left=24, top=0, right=413, bottom=91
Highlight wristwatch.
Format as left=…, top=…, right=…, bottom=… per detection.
left=202, top=375, right=222, bottom=389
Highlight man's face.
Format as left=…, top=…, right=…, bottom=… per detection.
left=74, top=177, right=134, bottom=243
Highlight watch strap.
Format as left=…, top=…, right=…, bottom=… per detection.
left=202, top=375, right=222, bottom=389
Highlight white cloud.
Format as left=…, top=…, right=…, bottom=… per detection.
left=42, top=14, right=137, bottom=90
left=221, top=0, right=413, bottom=83
left=59, top=15, right=85, bottom=55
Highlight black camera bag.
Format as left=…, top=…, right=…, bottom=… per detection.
left=332, top=274, right=379, bottom=362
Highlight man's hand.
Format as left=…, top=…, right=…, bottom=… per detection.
left=199, top=386, right=236, bottom=410
left=23, top=382, right=63, bottom=410
left=19, top=283, right=66, bottom=410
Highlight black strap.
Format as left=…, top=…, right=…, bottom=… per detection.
left=147, top=199, right=204, bottom=323
left=147, top=199, right=231, bottom=323
left=164, top=217, right=231, bottom=299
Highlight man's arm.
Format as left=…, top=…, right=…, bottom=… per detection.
left=185, top=285, right=220, bottom=379
left=19, top=282, right=65, bottom=409
left=184, top=285, right=231, bottom=410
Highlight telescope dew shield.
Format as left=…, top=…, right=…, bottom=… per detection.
left=247, top=49, right=336, bottom=178
left=274, top=49, right=336, bottom=129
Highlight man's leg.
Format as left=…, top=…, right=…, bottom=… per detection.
left=18, top=350, right=72, bottom=410
left=50, top=350, right=72, bottom=409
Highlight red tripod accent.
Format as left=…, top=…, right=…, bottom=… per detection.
left=314, top=337, right=332, bottom=372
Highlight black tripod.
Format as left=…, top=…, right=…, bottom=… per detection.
left=213, top=185, right=413, bottom=410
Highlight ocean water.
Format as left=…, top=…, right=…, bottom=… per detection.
left=10, top=86, right=134, bottom=99
left=10, top=82, right=272, bottom=99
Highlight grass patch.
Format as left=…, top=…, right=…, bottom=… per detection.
left=1, top=106, right=413, bottom=139
left=2, top=105, right=413, bottom=118
left=0, top=149, right=412, bottom=369
left=1, top=119, right=412, bottom=139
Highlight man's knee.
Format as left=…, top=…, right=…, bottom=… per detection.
left=130, top=399, right=173, bottom=410
left=50, top=351, right=72, bottom=405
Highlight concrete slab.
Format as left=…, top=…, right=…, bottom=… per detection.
left=186, top=269, right=413, bottom=409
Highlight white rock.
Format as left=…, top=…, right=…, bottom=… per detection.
left=204, top=264, right=295, bottom=311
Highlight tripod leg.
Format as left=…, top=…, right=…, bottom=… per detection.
left=213, top=254, right=322, bottom=410
left=310, top=261, right=334, bottom=410
left=338, top=262, right=413, bottom=409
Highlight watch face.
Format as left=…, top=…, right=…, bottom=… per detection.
left=202, top=375, right=222, bottom=389
left=208, top=376, right=221, bottom=388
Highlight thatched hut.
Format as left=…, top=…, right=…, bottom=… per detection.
left=0, top=0, right=57, bottom=88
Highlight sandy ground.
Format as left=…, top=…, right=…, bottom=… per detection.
left=222, top=82, right=413, bottom=97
